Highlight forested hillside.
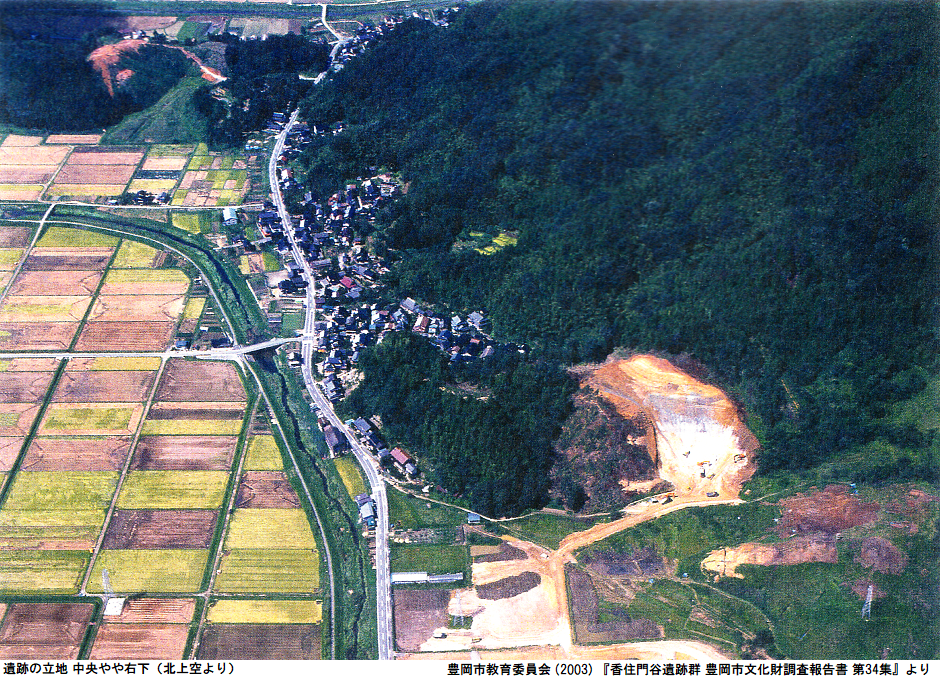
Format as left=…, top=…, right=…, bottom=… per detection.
left=300, top=0, right=938, bottom=512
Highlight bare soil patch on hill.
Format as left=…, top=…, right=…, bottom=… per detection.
left=855, top=536, right=907, bottom=575
left=776, top=485, right=879, bottom=536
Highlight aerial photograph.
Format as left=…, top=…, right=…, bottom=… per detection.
left=0, top=0, right=935, bottom=664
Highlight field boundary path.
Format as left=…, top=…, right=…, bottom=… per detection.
left=0, top=203, right=53, bottom=308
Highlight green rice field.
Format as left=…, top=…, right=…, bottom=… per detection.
left=88, top=549, right=209, bottom=593
left=117, top=470, right=229, bottom=509
left=36, top=227, right=119, bottom=248
left=43, top=406, right=135, bottom=431
left=171, top=212, right=209, bottom=234
left=333, top=456, right=367, bottom=498
left=0, top=550, right=89, bottom=592
left=140, top=419, right=243, bottom=436
left=0, top=509, right=106, bottom=548
left=224, top=509, right=317, bottom=550
left=243, top=435, right=282, bottom=470
left=206, top=599, right=323, bottom=624
left=111, top=240, right=161, bottom=268
left=214, top=549, right=320, bottom=593
left=86, top=357, right=162, bottom=371
left=0, top=249, right=24, bottom=269
left=389, top=543, right=469, bottom=575
left=182, top=297, right=206, bottom=320
left=3, top=472, right=119, bottom=510
left=103, top=268, right=190, bottom=287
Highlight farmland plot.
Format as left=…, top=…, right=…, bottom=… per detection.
left=206, top=600, right=322, bottom=625
left=214, top=548, right=320, bottom=594
left=0, top=602, right=94, bottom=659
left=89, top=623, right=190, bottom=660
left=88, top=549, right=208, bottom=593
left=0, top=510, right=106, bottom=549
left=242, top=435, right=282, bottom=470
left=197, top=624, right=321, bottom=660
left=156, top=360, right=246, bottom=402
left=51, top=369, right=156, bottom=403
left=20, top=436, right=132, bottom=471
left=0, top=551, right=89, bottom=593
left=102, top=509, right=218, bottom=549
left=224, top=509, right=316, bottom=549
left=117, top=470, right=229, bottom=509
left=131, top=436, right=238, bottom=471
left=235, top=471, right=300, bottom=508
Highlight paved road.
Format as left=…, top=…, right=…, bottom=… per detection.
left=270, top=113, right=395, bottom=660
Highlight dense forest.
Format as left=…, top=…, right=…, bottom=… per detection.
left=0, top=18, right=190, bottom=131
left=301, top=1, right=938, bottom=513
left=194, top=34, right=330, bottom=149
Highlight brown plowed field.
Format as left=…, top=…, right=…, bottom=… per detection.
left=21, top=436, right=132, bottom=471
left=67, top=150, right=144, bottom=165
left=0, top=358, right=59, bottom=372
left=0, top=135, right=43, bottom=147
left=0, top=644, right=81, bottom=659
left=7, top=270, right=103, bottom=296
left=142, top=158, right=188, bottom=171
left=52, top=164, right=137, bottom=185
left=0, top=146, right=70, bottom=166
left=0, top=166, right=59, bottom=183
left=0, top=437, right=22, bottom=470
left=236, top=471, right=301, bottom=508
left=0, top=323, right=78, bottom=350
left=99, top=278, right=190, bottom=297
left=52, top=370, right=156, bottom=403
left=102, top=509, right=219, bottom=549
left=0, top=403, right=41, bottom=436
left=75, top=321, right=176, bottom=351
left=197, top=624, right=321, bottom=660
left=0, top=227, right=32, bottom=247
left=88, top=295, right=185, bottom=322
left=23, top=253, right=112, bottom=271
left=131, top=436, right=237, bottom=471
left=0, top=603, right=94, bottom=645
left=394, top=589, right=450, bottom=652
left=89, top=623, right=189, bottom=660
left=0, top=371, right=56, bottom=403
left=45, top=134, right=102, bottom=145
left=105, top=598, right=195, bottom=624
left=156, top=361, right=246, bottom=402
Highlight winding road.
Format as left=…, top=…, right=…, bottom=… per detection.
left=269, top=112, right=394, bottom=660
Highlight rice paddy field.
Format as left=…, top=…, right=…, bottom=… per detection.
left=0, top=135, right=255, bottom=204
left=0, top=223, right=325, bottom=657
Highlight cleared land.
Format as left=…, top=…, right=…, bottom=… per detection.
left=206, top=600, right=322, bottom=625
left=394, top=589, right=451, bottom=653
left=52, top=370, right=155, bottom=403
left=235, top=471, right=300, bottom=508
left=224, top=509, right=316, bottom=549
left=197, top=624, right=321, bottom=660
left=117, top=470, right=229, bottom=509
left=88, top=549, right=209, bottom=593
left=102, top=509, right=219, bottom=549
left=7, top=270, right=102, bottom=296
left=156, top=360, right=246, bottom=402
left=131, top=436, right=238, bottom=471
left=3, top=471, right=119, bottom=510
left=242, top=435, right=282, bottom=470
left=0, top=602, right=94, bottom=659
left=76, top=321, right=177, bottom=351
left=20, top=436, right=132, bottom=471
left=0, top=551, right=89, bottom=593
left=214, top=549, right=320, bottom=593
left=0, top=371, right=56, bottom=403
left=0, top=509, right=106, bottom=550
left=40, top=404, right=141, bottom=436
left=89, top=623, right=189, bottom=660
left=99, top=269, right=190, bottom=295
